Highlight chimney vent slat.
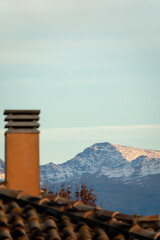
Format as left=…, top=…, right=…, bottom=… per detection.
left=5, top=115, right=39, bottom=121
left=5, top=122, right=40, bottom=128
left=4, top=110, right=40, bottom=115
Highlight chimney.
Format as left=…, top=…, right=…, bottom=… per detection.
left=4, top=110, right=40, bottom=196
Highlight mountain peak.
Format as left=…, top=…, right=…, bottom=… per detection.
left=112, top=143, right=160, bottom=162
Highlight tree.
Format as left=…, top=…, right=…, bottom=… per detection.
left=75, top=184, right=97, bottom=207
left=57, top=184, right=71, bottom=199
left=55, top=184, right=97, bottom=207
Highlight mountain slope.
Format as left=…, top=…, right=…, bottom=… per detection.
left=0, top=159, right=5, bottom=182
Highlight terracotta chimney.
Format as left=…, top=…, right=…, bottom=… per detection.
left=4, top=110, right=40, bottom=196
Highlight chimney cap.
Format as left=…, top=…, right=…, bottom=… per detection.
left=4, top=109, right=40, bottom=133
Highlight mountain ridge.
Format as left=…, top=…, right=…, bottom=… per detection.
left=40, top=142, right=160, bottom=185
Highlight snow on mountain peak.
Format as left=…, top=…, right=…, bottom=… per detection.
left=112, top=143, right=160, bottom=162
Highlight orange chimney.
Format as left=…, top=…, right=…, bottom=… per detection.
left=4, top=110, right=40, bottom=196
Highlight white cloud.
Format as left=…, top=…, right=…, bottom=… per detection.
left=40, top=124, right=160, bottom=142
left=0, top=77, right=100, bottom=88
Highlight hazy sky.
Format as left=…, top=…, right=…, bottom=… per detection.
left=0, top=0, right=160, bottom=164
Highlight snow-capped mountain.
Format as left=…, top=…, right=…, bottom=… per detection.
left=40, top=142, right=160, bottom=215
left=40, top=142, right=160, bottom=185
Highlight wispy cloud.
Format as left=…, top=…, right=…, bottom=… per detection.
left=0, top=78, right=100, bottom=88
left=41, top=124, right=160, bottom=142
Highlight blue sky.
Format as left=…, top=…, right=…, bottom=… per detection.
left=0, top=0, right=160, bottom=164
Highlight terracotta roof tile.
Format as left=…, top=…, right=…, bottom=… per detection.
left=0, top=185, right=160, bottom=240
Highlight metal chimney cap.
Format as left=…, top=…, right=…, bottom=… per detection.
left=4, top=109, right=40, bottom=133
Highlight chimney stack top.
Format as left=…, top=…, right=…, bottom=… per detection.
left=4, top=109, right=40, bottom=133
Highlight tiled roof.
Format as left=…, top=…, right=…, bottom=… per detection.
left=0, top=185, right=160, bottom=240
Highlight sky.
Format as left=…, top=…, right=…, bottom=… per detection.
left=0, top=0, right=160, bottom=165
